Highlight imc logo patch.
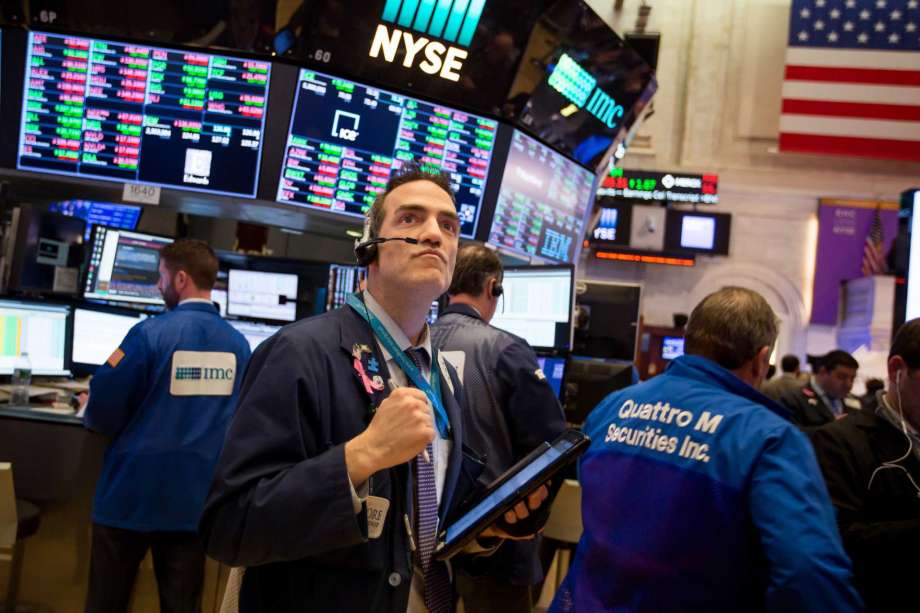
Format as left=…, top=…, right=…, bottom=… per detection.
left=170, top=351, right=236, bottom=396
left=370, top=0, right=486, bottom=81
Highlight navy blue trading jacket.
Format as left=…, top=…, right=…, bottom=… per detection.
left=199, top=304, right=486, bottom=613
left=84, top=301, right=251, bottom=532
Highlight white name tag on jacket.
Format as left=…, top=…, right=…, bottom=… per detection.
left=170, top=351, right=237, bottom=396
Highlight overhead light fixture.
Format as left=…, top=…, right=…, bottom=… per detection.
left=560, top=104, right=579, bottom=117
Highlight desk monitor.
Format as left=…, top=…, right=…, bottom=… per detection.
left=72, top=306, right=147, bottom=372
left=229, top=319, right=281, bottom=352
left=0, top=299, right=71, bottom=376
left=661, top=336, right=685, bottom=361
left=486, top=130, right=596, bottom=263
left=536, top=355, right=567, bottom=400
left=227, top=269, right=298, bottom=323
left=49, top=200, right=142, bottom=240
left=490, top=264, right=574, bottom=351
left=17, top=31, right=271, bottom=198
left=276, top=68, right=499, bottom=239
left=84, top=227, right=173, bottom=306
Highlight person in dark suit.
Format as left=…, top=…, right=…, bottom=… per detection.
left=779, top=350, right=860, bottom=431
left=810, top=319, right=920, bottom=612
left=761, top=354, right=804, bottom=401
left=199, top=167, right=548, bottom=613
left=431, top=245, right=567, bottom=613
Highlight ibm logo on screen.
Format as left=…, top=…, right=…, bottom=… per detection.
left=369, top=0, right=487, bottom=81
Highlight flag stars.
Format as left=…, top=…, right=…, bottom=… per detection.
left=827, top=31, right=839, bottom=42
left=860, top=9, right=871, bottom=19
left=816, top=0, right=826, bottom=6
left=844, top=21, right=855, bottom=31
left=830, top=8, right=841, bottom=19
left=858, top=31, right=870, bottom=43
left=910, top=0, right=919, bottom=8
left=875, top=20, right=886, bottom=31
left=876, top=0, right=886, bottom=7
left=800, top=7, right=811, bottom=18
left=889, top=32, right=900, bottom=43
left=815, top=19, right=825, bottom=30
left=908, top=22, right=918, bottom=33
left=798, top=30, right=810, bottom=41
left=846, top=0, right=857, bottom=7
left=891, top=9, right=903, bottom=20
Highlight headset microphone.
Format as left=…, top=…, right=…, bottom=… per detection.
left=354, top=236, right=420, bottom=266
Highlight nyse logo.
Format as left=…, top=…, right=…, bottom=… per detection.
left=369, top=0, right=486, bottom=82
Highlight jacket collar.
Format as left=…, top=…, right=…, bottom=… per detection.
left=666, top=354, right=794, bottom=421
left=172, top=301, right=218, bottom=314
left=441, top=303, right=483, bottom=321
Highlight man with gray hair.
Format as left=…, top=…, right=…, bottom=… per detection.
left=551, top=287, right=862, bottom=612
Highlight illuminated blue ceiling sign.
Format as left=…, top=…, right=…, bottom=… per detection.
left=548, top=53, right=624, bottom=129
left=370, top=0, right=486, bottom=82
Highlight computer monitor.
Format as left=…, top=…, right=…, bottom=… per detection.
left=17, top=31, right=271, bottom=198
left=573, top=281, right=642, bottom=361
left=276, top=67, right=500, bottom=239
left=536, top=355, right=567, bottom=400
left=490, top=264, right=574, bottom=351
left=326, top=264, right=366, bottom=312
left=664, top=210, right=732, bottom=256
left=8, top=206, right=87, bottom=296
left=0, top=299, right=71, bottom=376
left=486, top=130, right=596, bottom=263
left=661, top=336, right=685, bottom=361
left=227, top=269, right=298, bottom=323
left=71, top=306, right=147, bottom=372
left=83, top=227, right=174, bottom=306
left=229, top=320, right=281, bottom=352
left=49, top=200, right=142, bottom=240
left=564, top=357, right=635, bottom=425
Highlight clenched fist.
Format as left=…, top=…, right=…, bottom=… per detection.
left=345, top=387, right=435, bottom=487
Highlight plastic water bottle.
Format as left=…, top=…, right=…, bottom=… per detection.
left=10, top=352, right=32, bottom=406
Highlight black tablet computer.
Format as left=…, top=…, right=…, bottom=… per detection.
left=434, top=429, right=589, bottom=560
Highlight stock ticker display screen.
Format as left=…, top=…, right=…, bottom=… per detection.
left=17, top=31, right=270, bottom=197
left=487, top=130, right=595, bottom=263
left=277, top=68, right=498, bottom=238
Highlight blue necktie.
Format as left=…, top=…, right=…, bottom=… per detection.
left=404, top=347, right=451, bottom=613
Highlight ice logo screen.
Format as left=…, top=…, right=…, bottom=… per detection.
left=369, top=0, right=486, bottom=81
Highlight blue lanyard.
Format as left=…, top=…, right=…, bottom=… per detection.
left=347, top=293, right=451, bottom=439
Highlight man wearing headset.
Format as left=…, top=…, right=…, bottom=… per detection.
left=811, top=319, right=920, bottom=612
left=431, top=245, right=566, bottom=613
left=200, top=166, right=548, bottom=613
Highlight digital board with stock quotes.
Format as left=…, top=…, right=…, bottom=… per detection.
left=17, top=31, right=270, bottom=197
left=276, top=68, right=498, bottom=239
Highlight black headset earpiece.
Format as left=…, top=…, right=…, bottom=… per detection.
left=354, top=217, right=376, bottom=267
left=491, top=279, right=503, bottom=298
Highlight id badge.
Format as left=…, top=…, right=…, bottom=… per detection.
left=366, top=496, right=390, bottom=539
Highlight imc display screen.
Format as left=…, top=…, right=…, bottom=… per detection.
left=49, top=200, right=141, bottom=240
left=277, top=68, right=498, bottom=238
left=17, top=31, right=270, bottom=197
left=487, top=130, right=595, bottom=263
left=490, top=265, right=573, bottom=350
left=84, top=227, right=173, bottom=305
left=0, top=299, right=71, bottom=376
left=505, top=1, right=657, bottom=169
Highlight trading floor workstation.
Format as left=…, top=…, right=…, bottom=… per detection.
left=0, top=2, right=668, bottom=610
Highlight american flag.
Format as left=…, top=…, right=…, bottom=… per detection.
left=780, top=0, right=920, bottom=162
left=862, top=205, right=888, bottom=275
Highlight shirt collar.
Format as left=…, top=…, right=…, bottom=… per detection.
left=811, top=376, right=835, bottom=404
left=363, top=290, right=432, bottom=360
left=179, top=298, right=216, bottom=306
